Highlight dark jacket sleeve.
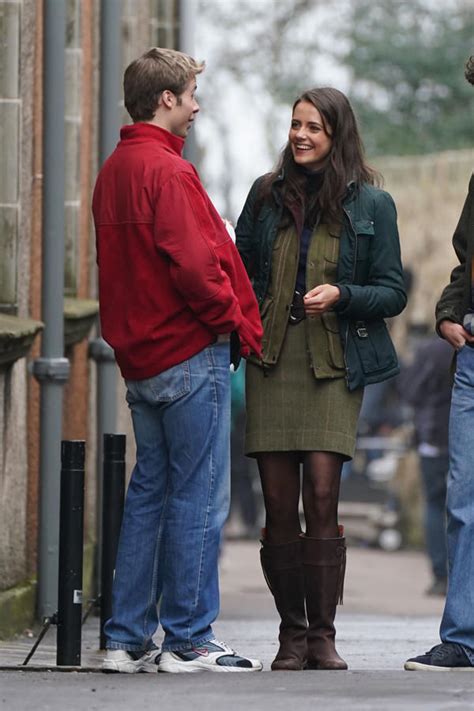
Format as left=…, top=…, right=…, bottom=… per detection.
left=235, top=177, right=263, bottom=277
left=435, top=174, right=474, bottom=332
left=334, top=191, right=407, bottom=320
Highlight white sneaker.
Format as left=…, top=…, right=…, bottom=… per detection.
left=102, top=647, right=160, bottom=673
left=158, top=639, right=263, bottom=673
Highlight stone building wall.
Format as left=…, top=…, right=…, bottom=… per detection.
left=377, top=150, right=474, bottom=353
left=0, top=0, right=39, bottom=596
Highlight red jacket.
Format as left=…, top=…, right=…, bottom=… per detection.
left=93, top=123, right=262, bottom=380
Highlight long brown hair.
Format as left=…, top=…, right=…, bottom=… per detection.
left=260, top=87, right=381, bottom=226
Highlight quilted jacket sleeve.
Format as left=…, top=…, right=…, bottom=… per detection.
left=334, top=191, right=407, bottom=320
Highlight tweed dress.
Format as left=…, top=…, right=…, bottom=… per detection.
left=245, top=223, right=363, bottom=459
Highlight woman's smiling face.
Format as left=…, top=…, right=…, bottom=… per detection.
left=289, top=100, right=333, bottom=171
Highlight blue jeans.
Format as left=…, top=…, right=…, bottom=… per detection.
left=440, top=345, right=474, bottom=662
left=104, top=342, right=231, bottom=652
left=419, top=454, right=448, bottom=581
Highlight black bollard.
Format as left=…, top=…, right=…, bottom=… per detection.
left=100, top=433, right=126, bottom=649
left=57, top=440, right=85, bottom=666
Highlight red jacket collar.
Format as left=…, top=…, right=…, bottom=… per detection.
left=119, top=123, right=185, bottom=156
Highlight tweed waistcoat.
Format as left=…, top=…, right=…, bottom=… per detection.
left=257, top=222, right=346, bottom=378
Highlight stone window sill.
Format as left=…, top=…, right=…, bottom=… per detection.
left=0, top=314, right=44, bottom=367
left=0, top=298, right=99, bottom=367
left=64, top=298, right=99, bottom=347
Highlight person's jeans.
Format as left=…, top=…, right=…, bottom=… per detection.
left=104, top=341, right=231, bottom=652
left=440, top=345, right=474, bottom=662
left=419, top=454, right=448, bottom=581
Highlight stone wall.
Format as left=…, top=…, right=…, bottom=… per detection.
left=376, top=150, right=474, bottom=351
left=0, top=0, right=39, bottom=594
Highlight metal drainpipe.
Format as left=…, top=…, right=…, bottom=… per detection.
left=88, top=0, right=122, bottom=597
left=179, top=0, right=198, bottom=165
left=32, top=0, right=70, bottom=619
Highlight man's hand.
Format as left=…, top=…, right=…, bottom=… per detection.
left=304, top=284, right=340, bottom=315
left=439, top=319, right=474, bottom=350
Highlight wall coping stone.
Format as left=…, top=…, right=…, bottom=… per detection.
left=64, top=297, right=99, bottom=347
left=0, top=314, right=44, bottom=367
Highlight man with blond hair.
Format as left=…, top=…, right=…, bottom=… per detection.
left=93, top=48, right=263, bottom=674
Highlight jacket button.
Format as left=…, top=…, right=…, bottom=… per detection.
left=264, top=260, right=268, bottom=267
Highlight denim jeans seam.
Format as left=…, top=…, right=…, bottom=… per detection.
left=107, top=641, right=146, bottom=652
left=185, top=346, right=218, bottom=641
left=142, top=480, right=170, bottom=643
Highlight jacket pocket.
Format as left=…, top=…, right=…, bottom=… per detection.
left=323, top=234, right=341, bottom=282
left=350, top=319, right=397, bottom=375
left=324, top=233, right=340, bottom=264
left=321, top=311, right=345, bottom=369
left=354, top=220, right=374, bottom=261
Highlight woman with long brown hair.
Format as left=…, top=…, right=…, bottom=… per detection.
left=236, top=87, right=406, bottom=671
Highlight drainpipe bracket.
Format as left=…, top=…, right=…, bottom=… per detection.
left=31, top=357, right=70, bottom=382
left=88, top=337, right=115, bottom=363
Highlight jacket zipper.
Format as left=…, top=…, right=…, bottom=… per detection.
left=342, top=206, right=358, bottom=388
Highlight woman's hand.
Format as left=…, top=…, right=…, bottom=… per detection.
left=303, top=284, right=341, bottom=315
left=439, top=319, right=474, bottom=350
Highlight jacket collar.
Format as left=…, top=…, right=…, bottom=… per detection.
left=119, top=122, right=185, bottom=156
left=271, top=169, right=358, bottom=194
left=344, top=180, right=357, bottom=200
left=270, top=170, right=285, bottom=205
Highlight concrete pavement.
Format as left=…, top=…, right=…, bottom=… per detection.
left=1, top=542, right=474, bottom=710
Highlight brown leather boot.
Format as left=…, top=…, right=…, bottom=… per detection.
left=260, top=538, right=307, bottom=671
left=301, top=533, right=347, bottom=670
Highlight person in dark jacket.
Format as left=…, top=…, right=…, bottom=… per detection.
left=236, top=87, right=406, bottom=672
left=401, top=332, right=452, bottom=596
left=94, top=47, right=263, bottom=674
left=406, top=56, right=474, bottom=672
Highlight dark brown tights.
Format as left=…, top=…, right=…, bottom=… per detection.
left=302, top=451, right=344, bottom=538
left=257, top=452, right=301, bottom=544
left=257, top=451, right=344, bottom=544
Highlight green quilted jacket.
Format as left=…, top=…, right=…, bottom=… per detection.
left=235, top=174, right=407, bottom=391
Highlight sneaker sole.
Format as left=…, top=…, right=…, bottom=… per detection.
left=158, top=659, right=263, bottom=674
left=404, top=661, right=474, bottom=672
left=102, top=661, right=158, bottom=674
